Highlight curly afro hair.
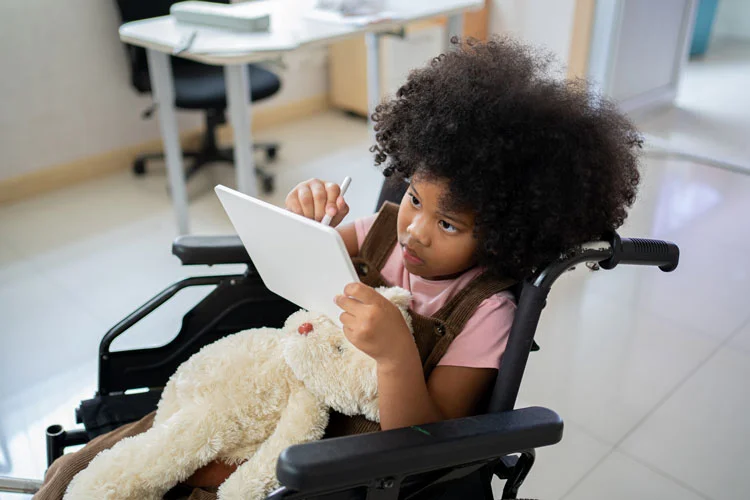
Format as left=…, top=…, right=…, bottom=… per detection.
left=371, top=36, right=642, bottom=280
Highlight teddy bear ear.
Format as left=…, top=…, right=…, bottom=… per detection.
left=378, top=286, right=412, bottom=310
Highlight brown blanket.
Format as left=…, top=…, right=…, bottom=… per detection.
left=33, top=412, right=217, bottom=500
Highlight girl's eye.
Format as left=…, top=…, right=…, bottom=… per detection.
left=439, top=220, right=458, bottom=233
left=409, top=194, right=421, bottom=208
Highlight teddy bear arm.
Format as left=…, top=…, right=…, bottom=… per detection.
left=216, top=389, right=329, bottom=500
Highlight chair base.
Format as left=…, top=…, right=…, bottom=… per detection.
left=133, top=109, right=278, bottom=194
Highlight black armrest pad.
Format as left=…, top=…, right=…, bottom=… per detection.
left=277, top=407, right=563, bottom=493
left=172, top=235, right=251, bottom=266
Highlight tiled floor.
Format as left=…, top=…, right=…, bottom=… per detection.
left=2, top=105, right=750, bottom=500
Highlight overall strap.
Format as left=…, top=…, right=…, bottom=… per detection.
left=421, top=273, right=517, bottom=377
left=358, top=202, right=399, bottom=271
left=351, top=201, right=399, bottom=286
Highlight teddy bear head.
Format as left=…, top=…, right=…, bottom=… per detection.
left=281, top=286, right=413, bottom=423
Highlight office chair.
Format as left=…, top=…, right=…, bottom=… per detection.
left=116, top=0, right=281, bottom=193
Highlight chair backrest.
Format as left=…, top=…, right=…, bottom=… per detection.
left=115, top=0, right=176, bottom=22
left=374, top=176, right=408, bottom=210
left=113, top=0, right=230, bottom=92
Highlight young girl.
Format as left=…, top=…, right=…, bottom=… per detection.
left=35, top=37, right=641, bottom=498
left=284, top=36, right=641, bottom=436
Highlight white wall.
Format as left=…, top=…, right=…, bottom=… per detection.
left=489, top=0, right=578, bottom=67
left=586, top=0, right=696, bottom=115
left=609, top=0, right=689, bottom=103
left=713, top=0, right=750, bottom=41
left=0, top=0, right=327, bottom=182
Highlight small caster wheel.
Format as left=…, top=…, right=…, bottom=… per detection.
left=262, top=176, right=275, bottom=194
left=133, top=159, right=147, bottom=176
left=266, top=146, right=278, bottom=161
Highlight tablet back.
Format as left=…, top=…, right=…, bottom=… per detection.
left=215, top=185, right=359, bottom=325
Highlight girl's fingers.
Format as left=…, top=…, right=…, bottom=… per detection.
left=342, top=282, right=377, bottom=304
left=286, top=179, right=346, bottom=223
left=335, top=294, right=365, bottom=314
left=309, top=180, right=328, bottom=221
left=285, top=191, right=304, bottom=216
left=325, top=183, right=342, bottom=218
left=339, top=311, right=356, bottom=328
left=296, top=185, right=316, bottom=219
left=332, top=196, right=350, bottom=226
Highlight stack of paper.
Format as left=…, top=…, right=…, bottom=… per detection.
left=304, top=8, right=399, bottom=26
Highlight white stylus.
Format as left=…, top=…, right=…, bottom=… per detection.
left=320, top=176, right=352, bottom=226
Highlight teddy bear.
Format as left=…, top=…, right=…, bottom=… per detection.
left=63, top=286, right=412, bottom=500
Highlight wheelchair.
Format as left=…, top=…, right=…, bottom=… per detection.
left=0, top=179, right=679, bottom=499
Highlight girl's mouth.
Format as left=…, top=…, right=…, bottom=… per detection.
left=401, top=244, right=425, bottom=265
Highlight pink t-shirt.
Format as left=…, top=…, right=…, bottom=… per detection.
left=355, top=215, right=516, bottom=370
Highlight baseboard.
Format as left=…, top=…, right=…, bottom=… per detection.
left=0, top=94, right=329, bottom=205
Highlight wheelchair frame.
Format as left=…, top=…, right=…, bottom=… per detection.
left=0, top=183, right=679, bottom=499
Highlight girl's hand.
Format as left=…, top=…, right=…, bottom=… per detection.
left=335, top=283, right=414, bottom=366
left=285, top=178, right=350, bottom=227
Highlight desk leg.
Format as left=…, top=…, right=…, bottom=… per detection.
left=225, top=64, right=257, bottom=197
left=146, top=49, right=190, bottom=235
left=447, top=13, right=464, bottom=47
left=365, top=31, right=381, bottom=142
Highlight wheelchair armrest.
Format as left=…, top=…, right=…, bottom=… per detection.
left=172, top=235, right=251, bottom=266
left=277, top=406, right=562, bottom=494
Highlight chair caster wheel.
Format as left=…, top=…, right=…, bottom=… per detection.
left=266, top=146, right=278, bottom=161
left=133, top=159, right=147, bottom=176
left=262, top=176, right=275, bottom=194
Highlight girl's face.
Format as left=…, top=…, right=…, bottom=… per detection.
left=397, top=176, right=478, bottom=280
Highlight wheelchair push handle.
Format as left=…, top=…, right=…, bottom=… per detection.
left=600, top=233, right=679, bottom=272
left=533, top=232, right=679, bottom=289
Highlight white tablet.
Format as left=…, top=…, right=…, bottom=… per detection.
left=215, top=185, right=359, bottom=325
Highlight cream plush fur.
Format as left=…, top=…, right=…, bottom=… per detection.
left=64, top=287, right=413, bottom=500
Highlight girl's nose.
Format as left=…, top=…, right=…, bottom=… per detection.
left=407, top=216, right=430, bottom=246
left=298, top=323, right=313, bottom=335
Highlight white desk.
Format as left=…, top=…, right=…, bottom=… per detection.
left=119, top=0, right=482, bottom=234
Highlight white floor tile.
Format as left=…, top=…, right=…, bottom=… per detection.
left=0, top=268, right=106, bottom=401
left=493, top=421, right=611, bottom=500
left=727, top=320, right=750, bottom=355
left=518, top=286, right=718, bottom=445
left=564, top=450, right=707, bottom=500
left=621, top=347, right=750, bottom=500
left=0, top=241, right=22, bottom=267
left=580, top=158, right=750, bottom=339
left=0, top=359, right=96, bottom=483
left=0, top=173, right=172, bottom=258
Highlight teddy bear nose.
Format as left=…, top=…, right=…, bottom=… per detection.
left=298, top=323, right=313, bottom=335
